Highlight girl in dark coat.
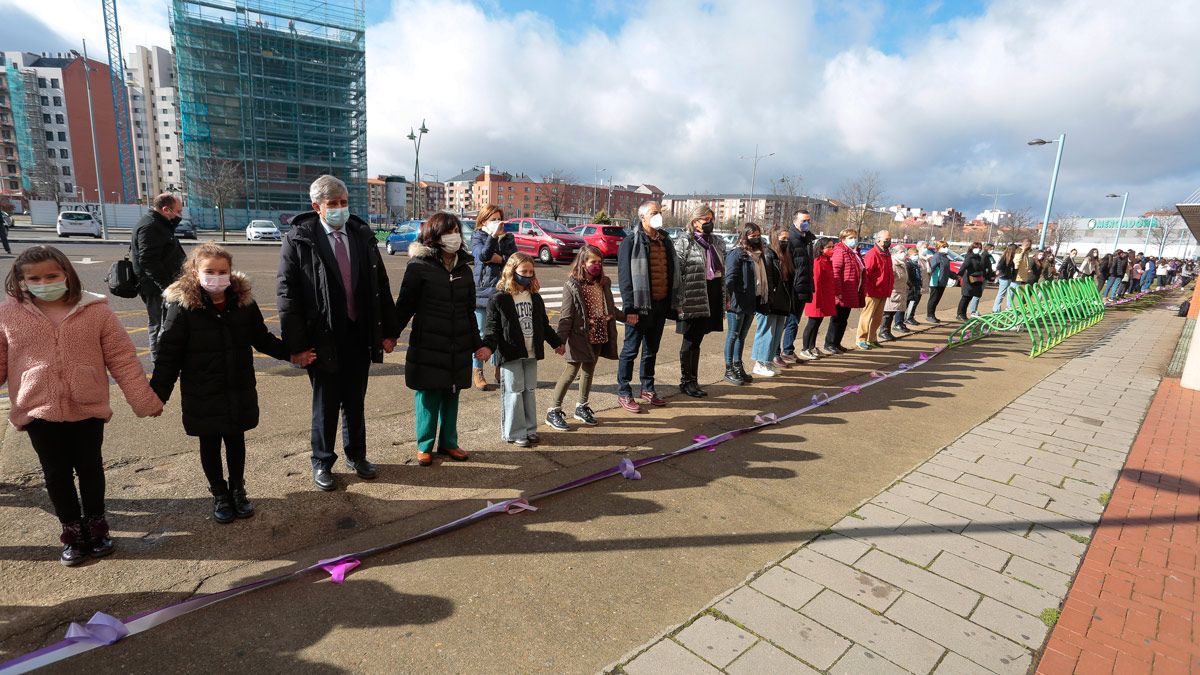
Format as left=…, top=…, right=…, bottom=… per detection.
left=546, top=246, right=620, bottom=431
left=722, top=223, right=763, bottom=385
left=152, top=244, right=298, bottom=523
left=673, top=205, right=725, bottom=397
left=954, top=242, right=988, bottom=321
left=396, top=213, right=492, bottom=466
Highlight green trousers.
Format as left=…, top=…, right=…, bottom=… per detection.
left=414, top=389, right=460, bottom=453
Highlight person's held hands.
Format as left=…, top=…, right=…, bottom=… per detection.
left=474, top=347, right=492, bottom=362
left=382, top=338, right=397, bottom=353
left=554, top=345, right=566, bottom=355
left=625, top=313, right=639, bottom=326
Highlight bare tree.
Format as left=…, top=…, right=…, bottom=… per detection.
left=535, top=169, right=575, bottom=221
left=28, top=160, right=65, bottom=209
left=189, top=159, right=245, bottom=241
left=837, top=170, right=887, bottom=238
left=1000, top=208, right=1038, bottom=244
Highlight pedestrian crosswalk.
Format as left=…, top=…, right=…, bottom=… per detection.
left=538, top=286, right=622, bottom=310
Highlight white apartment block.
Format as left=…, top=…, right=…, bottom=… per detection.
left=4, top=52, right=77, bottom=197
left=126, top=45, right=182, bottom=201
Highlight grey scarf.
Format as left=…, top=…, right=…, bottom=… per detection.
left=629, top=228, right=652, bottom=311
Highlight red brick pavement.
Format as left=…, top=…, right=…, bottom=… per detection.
left=1038, top=378, right=1200, bottom=674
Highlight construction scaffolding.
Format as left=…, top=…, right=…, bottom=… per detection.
left=4, top=64, right=48, bottom=196
left=170, top=0, right=367, bottom=226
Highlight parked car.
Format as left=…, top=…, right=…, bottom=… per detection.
left=385, top=220, right=422, bottom=255
left=503, top=217, right=585, bottom=264
left=717, top=232, right=738, bottom=249
left=245, top=219, right=281, bottom=241
left=572, top=224, right=626, bottom=258
left=56, top=210, right=101, bottom=238
left=663, top=226, right=684, bottom=242
left=174, top=219, right=197, bottom=240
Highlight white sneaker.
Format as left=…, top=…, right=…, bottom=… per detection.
left=752, top=362, right=777, bottom=377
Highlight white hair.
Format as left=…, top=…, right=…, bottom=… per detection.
left=637, top=201, right=660, bottom=220
left=874, top=229, right=891, bottom=241
left=309, top=175, right=348, bottom=204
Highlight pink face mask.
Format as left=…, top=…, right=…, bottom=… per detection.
left=200, top=273, right=231, bottom=294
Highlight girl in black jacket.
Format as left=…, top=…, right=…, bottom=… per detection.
left=152, top=244, right=300, bottom=523
left=483, top=253, right=564, bottom=447
left=955, top=243, right=988, bottom=321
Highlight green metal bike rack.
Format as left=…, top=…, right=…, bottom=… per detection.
left=947, top=278, right=1106, bottom=357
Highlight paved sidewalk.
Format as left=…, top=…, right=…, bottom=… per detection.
left=611, top=308, right=1183, bottom=674
left=1037, top=377, right=1200, bottom=674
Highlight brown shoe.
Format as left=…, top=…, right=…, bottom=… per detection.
left=438, top=448, right=469, bottom=462
left=493, top=365, right=501, bottom=386
left=472, top=368, right=487, bottom=390
left=417, top=452, right=433, bottom=466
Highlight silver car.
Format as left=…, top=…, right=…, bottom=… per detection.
left=245, top=219, right=282, bottom=241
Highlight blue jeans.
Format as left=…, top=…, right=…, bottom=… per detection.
left=1102, top=276, right=1120, bottom=298
left=780, top=305, right=805, bottom=355
left=992, top=278, right=1013, bottom=312
left=752, top=312, right=786, bottom=362
left=723, top=311, right=754, bottom=364
left=499, top=357, right=538, bottom=442
left=473, top=309, right=488, bottom=369
left=616, top=300, right=668, bottom=397
left=1141, top=275, right=1154, bottom=292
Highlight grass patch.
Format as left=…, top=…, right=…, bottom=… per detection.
left=705, top=607, right=754, bottom=634
left=1068, top=533, right=1091, bottom=545
left=1098, top=492, right=1111, bottom=507
left=1040, top=608, right=1061, bottom=628
left=1015, top=577, right=1042, bottom=590
left=847, top=511, right=865, bottom=520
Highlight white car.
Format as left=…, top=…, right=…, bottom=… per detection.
left=57, top=211, right=101, bottom=238
left=245, top=219, right=281, bottom=241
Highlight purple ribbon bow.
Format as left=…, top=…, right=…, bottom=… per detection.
left=692, top=434, right=718, bottom=452
left=754, top=412, right=778, bottom=424
left=617, top=458, right=642, bottom=480
left=841, top=384, right=862, bottom=395
left=318, top=557, right=361, bottom=584
left=486, top=498, right=538, bottom=515
left=811, top=392, right=830, bottom=406
left=65, top=613, right=128, bottom=646
left=869, top=370, right=886, bottom=380
left=897, top=362, right=913, bottom=371
left=919, top=352, right=931, bottom=361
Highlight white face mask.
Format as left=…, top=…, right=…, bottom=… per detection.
left=939, top=247, right=950, bottom=253
left=200, top=273, right=231, bottom=294
left=440, top=233, right=462, bottom=251
left=844, top=237, right=858, bottom=248
left=972, top=248, right=981, bottom=255
left=484, top=220, right=502, bottom=236
left=649, top=213, right=664, bottom=230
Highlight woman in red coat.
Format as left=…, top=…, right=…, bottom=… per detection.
left=825, top=228, right=864, bottom=353
left=798, top=237, right=837, bottom=359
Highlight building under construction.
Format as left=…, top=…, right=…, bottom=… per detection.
left=170, top=0, right=366, bottom=225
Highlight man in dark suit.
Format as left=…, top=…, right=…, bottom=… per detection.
left=131, top=193, right=187, bottom=360
left=277, top=175, right=400, bottom=491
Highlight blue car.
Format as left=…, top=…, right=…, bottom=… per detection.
left=385, top=220, right=423, bottom=255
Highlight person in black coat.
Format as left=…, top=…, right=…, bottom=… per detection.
left=131, top=193, right=187, bottom=360
left=955, top=242, right=988, bottom=320
left=395, top=212, right=492, bottom=466
left=277, top=175, right=400, bottom=491
left=780, top=210, right=815, bottom=361
left=723, top=224, right=762, bottom=385
left=470, top=204, right=518, bottom=390
left=153, top=244, right=299, bottom=523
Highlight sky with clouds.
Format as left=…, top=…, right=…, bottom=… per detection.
left=4, top=0, right=1199, bottom=219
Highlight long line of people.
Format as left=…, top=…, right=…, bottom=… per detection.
left=3, top=176, right=1196, bottom=566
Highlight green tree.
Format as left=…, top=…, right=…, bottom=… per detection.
left=592, top=209, right=612, bottom=224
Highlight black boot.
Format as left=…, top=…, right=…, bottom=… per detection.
left=725, top=364, right=745, bottom=385
left=59, top=522, right=89, bottom=567
left=689, top=349, right=707, bottom=396
left=210, top=485, right=235, bottom=524
left=679, top=349, right=701, bottom=397
left=734, top=361, right=753, bottom=383
left=229, top=480, right=255, bottom=519
left=83, top=515, right=115, bottom=558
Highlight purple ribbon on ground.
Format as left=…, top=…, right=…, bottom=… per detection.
left=753, top=412, right=779, bottom=424
left=841, top=384, right=862, bottom=395
left=617, top=458, right=642, bottom=480
left=811, top=392, right=830, bottom=406
left=868, top=370, right=886, bottom=380
left=65, top=613, right=128, bottom=646
left=692, top=434, right=718, bottom=452
left=318, top=557, right=361, bottom=584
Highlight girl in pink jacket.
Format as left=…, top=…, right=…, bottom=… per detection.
left=0, top=246, right=163, bottom=566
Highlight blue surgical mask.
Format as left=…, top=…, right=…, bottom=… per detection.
left=799, top=220, right=811, bottom=232
left=26, top=280, right=68, bottom=302
left=324, top=207, right=350, bottom=229
left=514, top=272, right=535, bottom=287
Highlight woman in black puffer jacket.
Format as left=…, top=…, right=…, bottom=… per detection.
left=955, top=242, right=988, bottom=320
left=673, top=205, right=725, bottom=397
left=780, top=211, right=815, bottom=361
left=152, top=244, right=293, bottom=523
left=396, top=213, right=491, bottom=466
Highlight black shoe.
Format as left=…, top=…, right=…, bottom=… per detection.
left=545, top=408, right=570, bottom=431
left=724, top=365, right=745, bottom=385
left=345, top=458, right=378, bottom=480
left=834, top=345, right=849, bottom=354
left=573, top=404, right=599, bottom=426
left=734, top=362, right=753, bottom=383
left=313, top=467, right=336, bottom=492
left=907, top=317, right=921, bottom=325
left=83, top=515, right=115, bottom=557
left=821, top=346, right=839, bottom=355
left=210, top=486, right=235, bottom=524
left=680, top=381, right=704, bottom=398
left=894, top=325, right=911, bottom=335
left=229, top=482, right=255, bottom=519
left=879, top=331, right=895, bottom=341
left=59, top=522, right=89, bottom=567
left=926, top=316, right=941, bottom=324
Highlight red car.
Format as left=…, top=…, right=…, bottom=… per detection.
left=571, top=223, right=626, bottom=258
left=503, top=217, right=586, bottom=264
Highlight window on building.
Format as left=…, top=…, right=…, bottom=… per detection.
left=37, top=77, right=47, bottom=88
left=164, top=147, right=171, bottom=152
left=50, top=78, right=59, bottom=88
left=167, top=171, right=174, bottom=177
left=44, top=131, right=54, bottom=141
left=61, top=166, right=70, bottom=176
left=8, top=180, right=17, bottom=190
left=6, top=163, right=15, bottom=174
left=47, top=149, right=56, bottom=158
left=166, top=159, right=172, bottom=164
left=60, top=149, right=68, bottom=159
left=163, top=122, right=169, bottom=127
left=55, top=114, right=64, bottom=124
left=160, top=108, right=168, bottom=114
left=42, top=113, right=51, bottom=123
left=40, top=96, right=49, bottom=106
left=160, top=95, right=167, bottom=101
left=1, top=130, right=9, bottom=140
left=63, top=182, right=73, bottom=193
left=57, top=132, right=66, bottom=141
left=52, top=96, right=61, bottom=106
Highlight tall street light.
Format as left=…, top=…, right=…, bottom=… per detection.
left=1028, top=134, right=1065, bottom=249
left=1107, top=192, right=1128, bottom=252
left=71, top=41, right=108, bottom=240
left=407, top=120, right=428, bottom=219
left=593, top=166, right=606, bottom=216
left=739, top=145, right=774, bottom=223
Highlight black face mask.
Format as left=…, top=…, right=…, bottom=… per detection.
left=170, top=216, right=183, bottom=226
left=881, top=239, right=892, bottom=249
left=514, top=273, right=534, bottom=287
left=747, top=236, right=762, bottom=247
left=700, top=222, right=714, bottom=235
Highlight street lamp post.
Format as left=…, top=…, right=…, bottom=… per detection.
left=406, top=120, right=428, bottom=220
left=593, top=166, right=606, bottom=216
left=72, top=41, right=108, bottom=240
left=739, top=145, right=774, bottom=223
left=1028, top=134, right=1065, bottom=249
left=1107, top=192, right=1128, bottom=253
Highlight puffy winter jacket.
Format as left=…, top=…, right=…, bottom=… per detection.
left=804, top=252, right=836, bottom=318
left=395, top=243, right=483, bottom=391
left=862, top=245, right=895, bottom=299
left=131, top=210, right=186, bottom=294
left=152, top=272, right=288, bottom=436
left=471, top=226, right=519, bottom=309
left=830, top=242, right=865, bottom=308
left=884, top=256, right=908, bottom=312
left=724, top=247, right=759, bottom=315
left=674, top=232, right=726, bottom=320
left=787, top=226, right=816, bottom=303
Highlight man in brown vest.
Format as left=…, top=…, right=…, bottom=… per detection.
left=616, top=201, right=677, bottom=413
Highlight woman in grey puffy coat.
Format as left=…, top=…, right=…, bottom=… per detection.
left=673, top=205, right=725, bottom=398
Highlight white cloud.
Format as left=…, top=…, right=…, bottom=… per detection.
left=2, top=0, right=171, bottom=60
